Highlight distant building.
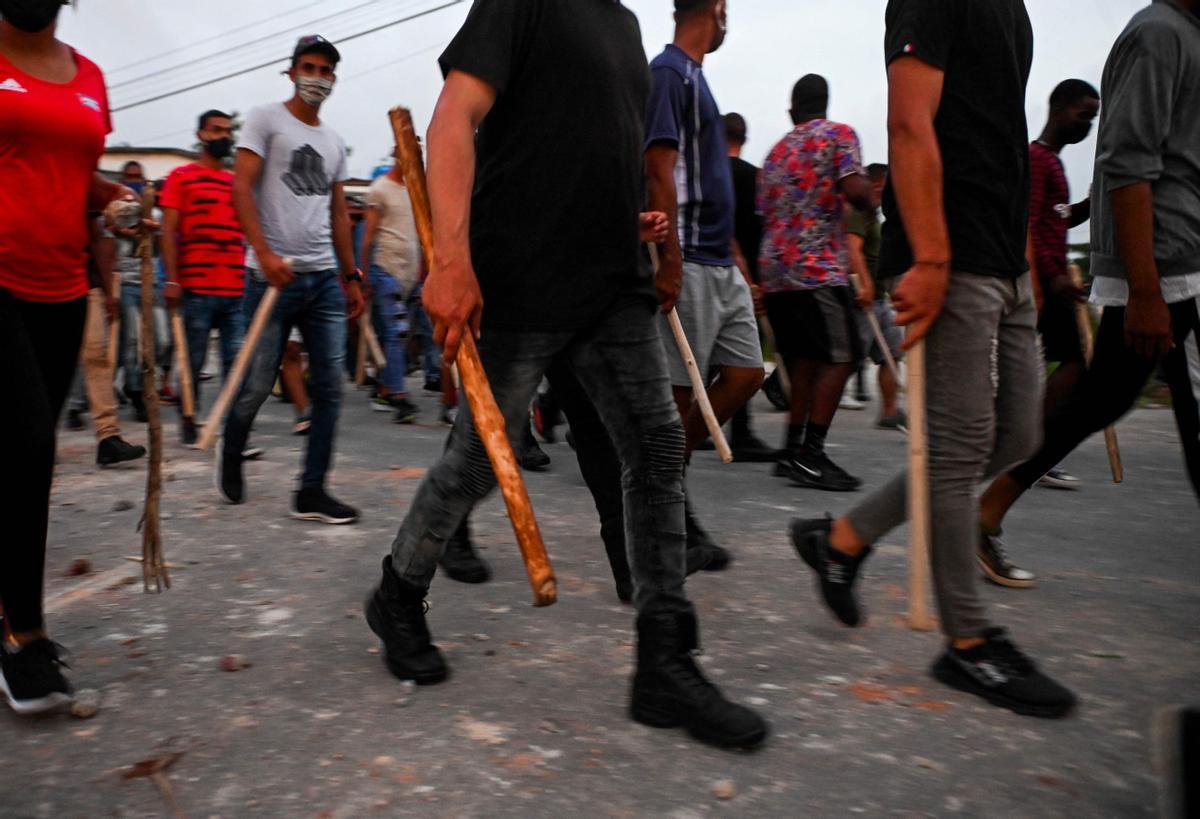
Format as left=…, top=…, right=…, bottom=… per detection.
left=100, top=146, right=199, bottom=181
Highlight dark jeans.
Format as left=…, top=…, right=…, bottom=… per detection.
left=389, top=295, right=689, bottom=615
left=1011, top=296, right=1200, bottom=500
left=222, top=269, right=346, bottom=490
left=182, top=291, right=245, bottom=409
left=119, top=282, right=171, bottom=394
left=0, top=291, right=86, bottom=634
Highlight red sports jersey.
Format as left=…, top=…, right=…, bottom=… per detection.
left=0, top=49, right=110, bottom=303
left=159, top=163, right=245, bottom=296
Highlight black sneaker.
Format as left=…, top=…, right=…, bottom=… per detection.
left=438, top=521, right=491, bottom=584
left=364, top=556, right=448, bottom=684
left=630, top=611, right=768, bottom=750
left=423, top=377, right=442, bottom=394
left=762, top=369, right=788, bottom=411
left=181, top=416, right=198, bottom=446
left=0, top=639, right=73, bottom=715
left=292, top=487, right=359, bottom=524
left=978, top=527, right=1036, bottom=589
left=685, top=504, right=731, bottom=573
left=778, top=448, right=861, bottom=492
left=214, top=438, right=244, bottom=505
left=931, top=628, right=1076, bottom=718
left=790, top=517, right=871, bottom=627
left=877, top=411, right=908, bottom=431
left=393, top=398, right=419, bottom=425
left=730, top=432, right=781, bottom=463
left=96, top=435, right=146, bottom=467
left=66, top=408, right=85, bottom=430
left=520, top=426, right=551, bottom=471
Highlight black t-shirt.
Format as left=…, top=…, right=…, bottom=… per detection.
left=438, top=0, right=653, bottom=332
left=729, top=155, right=762, bottom=282
left=879, top=0, right=1033, bottom=280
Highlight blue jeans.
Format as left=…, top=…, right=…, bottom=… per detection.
left=119, top=282, right=171, bottom=394
left=368, top=265, right=408, bottom=395
left=222, top=269, right=346, bottom=490
left=408, top=282, right=441, bottom=382
left=182, top=291, right=245, bottom=408
left=389, top=294, right=689, bottom=615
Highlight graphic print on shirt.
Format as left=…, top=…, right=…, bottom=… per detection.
left=282, top=145, right=330, bottom=196
left=0, top=77, right=28, bottom=93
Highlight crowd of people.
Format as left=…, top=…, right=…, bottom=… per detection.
left=2, top=0, right=1198, bottom=786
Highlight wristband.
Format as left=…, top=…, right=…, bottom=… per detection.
left=343, top=268, right=364, bottom=284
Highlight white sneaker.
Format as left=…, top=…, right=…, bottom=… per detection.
left=1037, top=467, right=1082, bottom=490
left=839, top=395, right=866, bottom=411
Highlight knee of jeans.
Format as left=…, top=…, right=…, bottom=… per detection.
left=624, top=421, right=685, bottom=494
left=458, top=433, right=497, bottom=499
left=1002, top=410, right=1042, bottom=467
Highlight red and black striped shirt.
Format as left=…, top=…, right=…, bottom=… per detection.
left=159, top=163, right=245, bottom=296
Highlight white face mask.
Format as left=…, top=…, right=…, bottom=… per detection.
left=296, top=76, right=334, bottom=106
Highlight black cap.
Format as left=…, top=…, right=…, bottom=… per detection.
left=292, top=35, right=341, bottom=67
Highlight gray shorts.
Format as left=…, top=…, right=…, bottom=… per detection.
left=857, top=298, right=904, bottom=366
left=661, top=261, right=763, bottom=387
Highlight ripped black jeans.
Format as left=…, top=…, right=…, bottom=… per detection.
left=388, top=294, right=689, bottom=615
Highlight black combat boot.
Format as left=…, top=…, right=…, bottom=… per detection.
left=630, top=610, right=768, bottom=749
left=438, top=520, right=491, bottom=584
left=364, top=556, right=448, bottom=685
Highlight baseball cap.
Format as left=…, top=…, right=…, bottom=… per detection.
left=292, top=35, right=341, bottom=66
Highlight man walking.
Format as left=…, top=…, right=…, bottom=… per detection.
left=215, top=35, right=364, bottom=524
left=792, top=0, right=1077, bottom=718
left=978, top=0, right=1200, bottom=541
left=645, top=0, right=765, bottom=569
left=363, top=0, right=766, bottom=750
left=759, top=74, right=874, bottom=492
left=161, top=109, right=246, bottom=444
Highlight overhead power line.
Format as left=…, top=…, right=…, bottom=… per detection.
left=111, top=0, right=465, bottom=114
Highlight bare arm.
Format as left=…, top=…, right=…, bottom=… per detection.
left=160, top=207, right=183, bottom=308
left=233, top=148, right=292, bottom=288
left=424, top=69, right=497, bottom=361
left=885, top=56, right=950, bottom=348
left=359, top=206, right=381, bottom=275
left=846, top=230, right=876, bottom=307
left=329, top=182, right=356, bottom=279
left=645, top=143, right=684, bottom=311
left=838, top=174, right=873, bottom=212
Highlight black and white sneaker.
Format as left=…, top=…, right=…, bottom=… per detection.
left=790, top=517, right=871, bottom=626
left=777, top=448, right=861, bottom=492
left=978, top=527, right=1036, bottom=589
left=931, top=628, right=1076, bottom=718
left=214, top=438, right=244, bottom=505
left=1037, top=467, right=1082, bottom=491
left=292, top=487, right=359, bottom=524
left=0, top=639, right=73, bottom=715
left=393, top=398, right=419, bottom=425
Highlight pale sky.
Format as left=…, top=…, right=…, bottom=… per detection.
left=61, top=0, right=1147, bottom=239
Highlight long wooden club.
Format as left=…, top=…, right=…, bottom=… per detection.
left=389, top=106, right=556, bottom=607
left=137, top=186, right=169, bottom=592
left=906, top=335, right=933, bottom=630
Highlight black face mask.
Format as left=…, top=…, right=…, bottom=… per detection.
left=0, top=0, right=66, bottom=33
left=1061, top=121, right=1093, bottom=146
left=203, top=137, right=234, bottom=160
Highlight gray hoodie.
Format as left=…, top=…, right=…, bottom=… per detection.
left=1090, top=0, right=1200, bottom=299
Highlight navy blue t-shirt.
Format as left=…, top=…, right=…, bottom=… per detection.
left=645, top=44, right=735, bottom=267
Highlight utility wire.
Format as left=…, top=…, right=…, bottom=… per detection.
left=110, top=0, right=393, bottom=90
left=106, top=0, right=329, bottom=75
left=111, top=0, right=464, bottom=114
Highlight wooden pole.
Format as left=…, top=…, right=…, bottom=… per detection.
left=195, top=283, right=282, bottom=450
left=849, top=273, right=904, bottom=391
left=137, top=186, right=169, bottom=592
left=1068, top=263, right=1123, bottom=483
left=906, top=337, right=933, bottom=630
left=170, top=309, right=195, bottom=419
left=389, top=106, right=556, bottom=607
left=646, top=243, right=734, bottom=464
left=354, top=314, right=368, bottom=386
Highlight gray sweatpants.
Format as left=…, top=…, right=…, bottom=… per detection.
left=846, top=272, right=1042, bottom=637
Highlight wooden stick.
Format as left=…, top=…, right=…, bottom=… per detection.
left=647, top=243, right=734, bottom=464
left=906, top=337, right=933, bottom=630
left=169, top=309, right=195, bottom=419
left=107, top=272, right=121, bottom=373
left=390, top=106, right=556, bottom=607
left=849, top=273, right=904, bottom=390
left=363, top=316, right=386, bottom=369
left=195, top=283, right=282, bottom=450
left=137, top=186, right=169, bottom=593
left=354, top=314, right=368, bottom=386
left=1068, top=263, right=1123, bottom=483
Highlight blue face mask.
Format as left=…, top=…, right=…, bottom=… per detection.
left=126, top=181, right=145, bottom=195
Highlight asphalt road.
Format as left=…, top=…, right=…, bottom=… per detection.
left=6, top=376, right=1197, bottom=818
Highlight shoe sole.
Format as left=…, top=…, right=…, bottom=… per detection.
left=630, top=701, right=768, bottom=750
left=1036, top=477, right=1081, bottom=491
left=931, top=655, right=1075, bottom=719
left=783, top=470, right=861, bottom=492
left=0, top=675, right=73, bottom=716
left=290, top=511, right=359, bottom=525
left=371, top=403, right=395, bottom=412
left=364, top=597, right=449, bottom=685
left=977, top=554, right=1036, bottom=589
